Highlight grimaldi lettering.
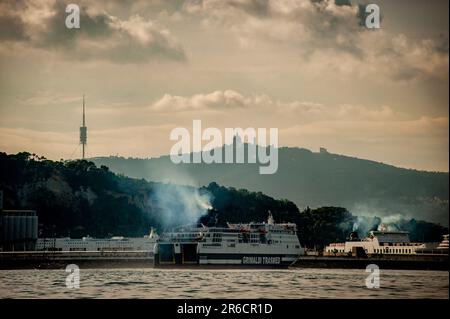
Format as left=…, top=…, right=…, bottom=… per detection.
left=262, top=256, right=281, bottom=264
left=242, top=256, right=262, bottom=264
left=242, top=256, right=281, bottom=264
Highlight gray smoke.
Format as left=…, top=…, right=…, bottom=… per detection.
left=349, top=214, right=421, bottom=238
left=376, top=214, right=404, bottom=231
left=151, top=183, right=213, bottom=229
left=349, top=215, right=382, bottom=237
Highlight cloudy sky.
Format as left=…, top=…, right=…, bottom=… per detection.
left=0, top=0, right=448, bottom=171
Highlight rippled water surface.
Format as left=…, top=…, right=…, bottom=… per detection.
left=0, top=268, right=448, bottom=298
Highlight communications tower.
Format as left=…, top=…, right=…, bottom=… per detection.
left=80, top=95, right=87, bottom=159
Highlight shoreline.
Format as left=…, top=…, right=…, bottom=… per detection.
left=0, top=252, right=448, bottom=270
left=291, top=255, right=449, bottom=271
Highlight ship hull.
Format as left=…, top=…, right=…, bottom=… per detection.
left=154, top=243, right=299, bottom=268
left=154, top=254, right=296, bottom=268
left=199, top=253, right=297, bottom=266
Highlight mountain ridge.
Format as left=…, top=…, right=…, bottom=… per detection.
left=90, top=145, right=449, bottom=225
left=1, top=151, right=447, bottom=247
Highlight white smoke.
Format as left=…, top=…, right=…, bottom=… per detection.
left=377, top=214, right=404, bottom=231
left=378, top=214, right=403, bottom=225
left=349, top=214, right=408, bottom=236
left=151, top=183, right=213, bottom=228
left=352, top=218, right=360, bottom=232
left=346, top=215, right=381, bottom=237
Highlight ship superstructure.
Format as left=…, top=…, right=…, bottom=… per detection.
left=154, top=214, right=304, bottom=267
left=36, top=228, right=158, bottom=252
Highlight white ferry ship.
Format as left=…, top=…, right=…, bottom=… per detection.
left=324, top=226, right=442, bottom=256
left=35, top=228, right=158, bottom=252
left=154, top=214, right=304, bottom=267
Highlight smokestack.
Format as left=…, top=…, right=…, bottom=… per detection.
left=348, top=231, right=359, bottom=241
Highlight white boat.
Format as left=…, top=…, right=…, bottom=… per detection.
left=325, top=227, right=427, bottom=256
left=436, top=234, right=449, bottom=253
left=35, top=228, right=159, bottom=252
left=154, top=213, right=304, bottom=267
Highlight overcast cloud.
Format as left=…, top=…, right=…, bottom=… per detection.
left=0, top=0, right=448, bottom=171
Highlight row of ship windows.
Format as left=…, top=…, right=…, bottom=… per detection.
left=208, top=236, right=294, bottom=241
left=37, top=244, right=137, bottom=248
left=330, top=248, right=414, bottom=254
left=208, top=233, right=293, bottom=238
left=378, top=242, right=422, bottom=246
left=37, top=241, right=145, bottom=245
left=213, top=238, right=295, bottom=244
left=208, top=230, right=293, bottom=234
left=37, top=247, right=140, bottom=251
left=204, top=243, right=301, bottom=249
left=374, top=248, right=413, bottom=254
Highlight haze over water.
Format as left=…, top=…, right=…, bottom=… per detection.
left=0, top=268, right=448, bottom=299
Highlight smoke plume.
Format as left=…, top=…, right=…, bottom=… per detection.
left=349, top=215, right=382, bottom=237
left=150, top=183, right=213, bottom=229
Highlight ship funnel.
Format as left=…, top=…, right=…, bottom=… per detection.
left=348, top=231, right=359, bottom=241
left=149, top=227, right=159, bottom=239
left=267, top=212, right=275, bottom=225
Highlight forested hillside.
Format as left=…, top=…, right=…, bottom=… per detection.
left=92, top=145, right=449, bottom=225
left=1, top=151, right=447, bottom=248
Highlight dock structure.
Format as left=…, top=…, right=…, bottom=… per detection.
left=0, top=251, right=154, bottom=269
left=290, top=255, right=448, bottom=271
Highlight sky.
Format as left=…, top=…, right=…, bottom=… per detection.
left=0, top=0, right=448, bottom=172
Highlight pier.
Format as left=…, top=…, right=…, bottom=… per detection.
left=0, top=251, right=154, bottom=269
left=290, top=255, right=449, bottom=271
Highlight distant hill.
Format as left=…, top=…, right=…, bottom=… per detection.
left=1, top=151, right=447, bottom=247
left=0, top=151, right=300, bottom=238
left=91, top=145, right=449, bottom=225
